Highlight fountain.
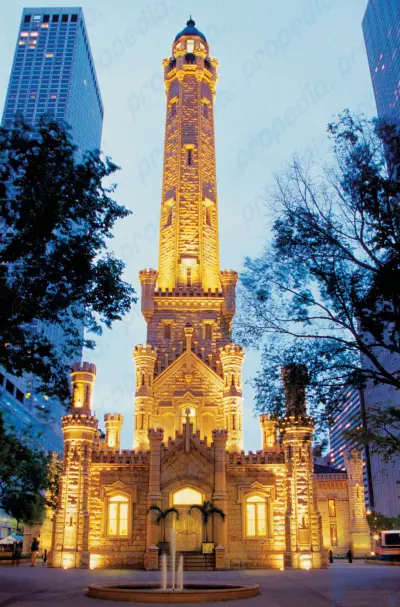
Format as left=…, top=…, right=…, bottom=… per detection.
left=88, top=529, right=260, bottom=603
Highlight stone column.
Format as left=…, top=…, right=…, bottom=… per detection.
left=144, top=428, right=164, bottom=570
left=212, top=429, right=229, bottom=569
left=344, top=450, right=371, bottom=556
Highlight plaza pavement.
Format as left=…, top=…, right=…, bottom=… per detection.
left=0, top=562, right=398, bottom=607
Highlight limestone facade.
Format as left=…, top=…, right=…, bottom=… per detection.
left=46, top=19, right=371, bottom=570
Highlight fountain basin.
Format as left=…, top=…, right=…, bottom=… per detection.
left=87, top=582, right=260, bottom=603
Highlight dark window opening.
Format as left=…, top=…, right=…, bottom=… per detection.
left=171, top=103, right=177, bottom=117
left=165, top=205, right=172, bottom=227
left=16, top=389, right=24, bottom=403
left=43, top=14, right=50, bottom=23
left=62, top=14, right=69, bottom=22
left=203, top=103, right=208, bottom=118
left=205, top=324, right=212, bottom=340
left=71, top=14, right=78, bottom=22
left=6, top=380, right=14, bottom=395
left=0, top=372, right=4, bottom=386
left=52, top=15, right=59, bottom=22
left=24, top=15, right=31, bottom=23
left=186, top=266, right=192, bottom=287
left=187, top=149, right=193, bottom=166
left=205, top=206, right=212, bottom=227
left=164, top=324, right=171, bottom=340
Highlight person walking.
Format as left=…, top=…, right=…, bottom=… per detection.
left=30, top=537, right=39, bottom=567
left=14, top=542, right=22, bottom=567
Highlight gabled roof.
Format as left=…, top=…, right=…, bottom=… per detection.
left=154, top=348, right=223, bottom=390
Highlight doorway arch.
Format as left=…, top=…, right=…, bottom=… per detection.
left=172, top=487, right=203, bottom=552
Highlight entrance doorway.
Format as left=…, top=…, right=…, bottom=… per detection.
left=172, top=487, right=203, bottom=552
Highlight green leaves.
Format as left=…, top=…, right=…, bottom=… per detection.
left=0, top=117, right=136, bottom=401
left=0, top=413, right=52, bottom=524
left=237, top=112, right=400, bottom=457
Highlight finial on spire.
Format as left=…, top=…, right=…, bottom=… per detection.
left=187, top=16, right=195, bottom=26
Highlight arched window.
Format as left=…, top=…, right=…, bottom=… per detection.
left=107, top=494, right=129, bottom=537
left=246, top=495, right=267, bottom=537
left=205, top=324, right=212, bottom=340
left=173, top=487, right=202, bottom=506
left=180, top=406, right=196, bottom=431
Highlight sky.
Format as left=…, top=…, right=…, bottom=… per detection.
left=0, top=0, right=376, bottom=450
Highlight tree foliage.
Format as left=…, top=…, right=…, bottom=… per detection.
left=0, top=118, right=136, bottom=401
left=236, top=112, right=400, bottom=455
left=367, top=511, right=400, bottom=533
left=147, top=505, right=180, bottom=543
left=0, top=413, right=54, bottom=524
left=189, top=501, right=225, bottom=542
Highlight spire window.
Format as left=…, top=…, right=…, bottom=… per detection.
left=187, top=149, right=193, bottom=166
left=187, top=39, right=194, bottom=53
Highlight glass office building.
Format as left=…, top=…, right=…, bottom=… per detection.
left=362, top=0, right=400, bottom=124
left=0, top=7, right=104, bottom=465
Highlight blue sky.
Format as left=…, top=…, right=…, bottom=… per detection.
left=0, top=0, right=376, bottom=450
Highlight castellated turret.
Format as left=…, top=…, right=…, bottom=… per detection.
left=279, top=364, right=323, bottom=569
left=219, top=344, right=244, bottom=452
left=104, top=413, right=124, bottom=450
left=220, top=270, right=238, bottom=319
left=70, top=361, right=96, bottom=412
left=260, top=413, right=278, bottom=451
left=133, top=344, right=157, bottom=450
left=139, top=269, right=158, bottom=321
left=49, top=362, right=98, bottom=569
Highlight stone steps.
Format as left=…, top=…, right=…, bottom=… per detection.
left=159, top=552, right=216, bottom=571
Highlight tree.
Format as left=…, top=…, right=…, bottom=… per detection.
left=0, top=118, right=136, bottom=402
left=147, top=505, right=180, bottom=543
left=189, top=500, right=225, bottom=543
left=236, top=112, right=400, bottom=456
left=367, top=511, right=400, bottom=533
left=0, top=413, right=50, bottom=524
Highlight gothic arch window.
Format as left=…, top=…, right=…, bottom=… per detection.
left=245, top=494, right=267, bottom=537
left=107, top=494, right=129, bottom=537
left=173, top=487, right=202, bottom=506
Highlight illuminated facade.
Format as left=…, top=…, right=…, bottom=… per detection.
left=45, top=20, right=371, bottom=570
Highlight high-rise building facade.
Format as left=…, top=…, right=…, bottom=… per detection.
left=362, top=0, right=400, bottom=125
left=328, top=0, right=400, bottom=518
left=0, top=7, right=103, bottom=463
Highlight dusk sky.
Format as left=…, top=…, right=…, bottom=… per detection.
left=1, top=0, right=376, bottom=450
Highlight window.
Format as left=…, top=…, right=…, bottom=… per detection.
left=107, top=494, right=129, bottom=536
left=5, top=380, right=15, bottom=395
left=16, top=389, right=24, bottom=404
left=33, top=15, right=41, bottom=21
left=43, top=14, right=50, bottom=23
left=164, top=324, right=171, bottom=340
left=246, top=495, right=267, bottom=537
left=205, top=324, right=212, bottom=340
left=173, top=487, right=202, bottom=506
left=24, top=15, right=31, bottom=23
left=171, top=102, right=177, bottom=117
left=330, top=523, right=338, bottom=546
left=187, top=39, right=194, bottom=53
left=52, top=15, right=59, bottom=22
left=205, top=206, right=212, bottom=227
left=187, top=149, right=193, bottom=166
left=186, top=266, right=192, bottom=287
left=203, top=103, right=208, bottom=118
left=62, top=14, right=69, bottom=22
left=328, top=499, right=336, bottom=517
left=71, top=14, right=78, bottom=22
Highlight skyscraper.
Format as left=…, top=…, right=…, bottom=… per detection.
left=362, top=0, right=400, bottom=125
left=0, top=7, right=103, bottom=466
left=328, top=0, right=400, bottom=518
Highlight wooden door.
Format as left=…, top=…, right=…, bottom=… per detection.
left=174, top=506, right=202, bottom=552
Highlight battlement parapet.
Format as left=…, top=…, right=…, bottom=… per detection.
left=148, top=428, right=164, bottom=441
left=92, top=448, right=149, bottom=465
left=133, top=344, right=158, bottom=358
left=228, top=449, right=285, bottom=465
left=280, top=415, right=315, bottom=431
left=62, top=413, right=98, bottom=429
left=219, top=344, right=244, bottom=358
left=71, top=361, right=96, bottom=376
left=104, top=413, right=124, bottom=422
left=139, top=269, right=158, bottom=282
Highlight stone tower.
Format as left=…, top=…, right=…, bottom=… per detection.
left=280, top=365, right=325, bottom=569
left=133, top=19, right=243, bottom=451
left=49, top=362, right=98, bottom=569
